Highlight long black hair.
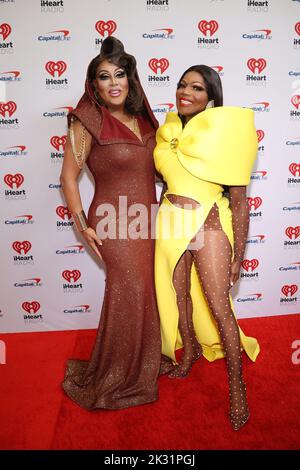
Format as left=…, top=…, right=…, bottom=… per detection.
left=87, top=36, right=146, bottom=115
left=178, top=65, right=223, bottom=107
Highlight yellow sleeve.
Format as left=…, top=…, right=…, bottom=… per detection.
left=178, top=106, right=258, bottom=186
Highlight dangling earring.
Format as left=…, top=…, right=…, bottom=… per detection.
left=205, top=100, right=214, bottom=109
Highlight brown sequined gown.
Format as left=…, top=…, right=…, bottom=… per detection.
left=62, top=85, right=163, bottom=410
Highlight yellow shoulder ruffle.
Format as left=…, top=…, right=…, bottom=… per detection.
left=154, top=107, right=258, bottom=186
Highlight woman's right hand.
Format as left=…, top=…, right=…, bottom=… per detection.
left=81, top=227, right=103, bottom=260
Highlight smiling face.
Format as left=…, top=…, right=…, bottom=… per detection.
left=93, top=59, right=129, bottom=111
left=176, top=71, right=209, bottom=122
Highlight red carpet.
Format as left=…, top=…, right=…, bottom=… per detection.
left=1, top=314, right=300, bottom=450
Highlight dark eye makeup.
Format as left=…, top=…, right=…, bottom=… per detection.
left=177, top=81, right=205, bottom=92
left=97, top=69, right=126, bottom=80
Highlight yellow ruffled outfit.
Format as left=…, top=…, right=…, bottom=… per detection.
left=154, top=106, right=260, bottom=363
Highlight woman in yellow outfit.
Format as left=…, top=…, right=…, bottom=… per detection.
left=154, top=65, right=260, bottom=431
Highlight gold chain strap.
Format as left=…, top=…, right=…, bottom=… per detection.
left=132, top=117, right=138, bottom=136
left=128, top=116, right=141, bottom=139
left=69, top=117, right=86, bottom=169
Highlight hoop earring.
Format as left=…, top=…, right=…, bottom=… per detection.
left=205, top=100, right=214, bottom=109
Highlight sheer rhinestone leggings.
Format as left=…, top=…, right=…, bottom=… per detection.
left=167, top=197, right=249, bottom=428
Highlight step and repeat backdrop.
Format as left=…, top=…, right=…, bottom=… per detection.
left=0, top=0, right=299, bottom=332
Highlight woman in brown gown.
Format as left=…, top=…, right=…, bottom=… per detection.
left=59, top=37, right=164, bottom=410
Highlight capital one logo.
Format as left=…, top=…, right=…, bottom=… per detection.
left=56, top=206, right=72, bottom=220
left=285, top=226, right=300, bottom=240
left=198, top=20, right=219, bottom=37
left=211, top=66, right=223, bottom=74
left=247, top=197, right=262, bottom=211
left=0, top=23, right=11, bottom=41
left=281, top=285, right=298, bottom=297
left=12, top=241, right=32, bottom=255
left=291, top=95, right=300, bottom=110
left=62, top=270, right=81, bottom=283
left=47, top=29, right=70, bottom=38
left=95, top=20, right=117, bottom=37
left=295, top=22, right=300, bottom=36
left=22, top=301, right=40, bottom=314
left=1, top=71, right=20, bottom=79
left=75, top=304, right=90, bottom=312
left=0, top=101, right=17, bottom=118
left=256, top=130, right=265, bottom=142
left=153, top=103, right=174, bottom=112
left=289, top=163, right=300, bottom=176
left=50, top=135, right=67, bottom=151
left=242, top=259, right=259, bottom=272
left=4, top=173, right=24, bottom=189
left=148, top=58, right=169, bottom=74
left=8, top=145, right=26, bottom=152
left=252, top=170, right=267, bottom=178
left=45, top=61, right=67, bottom=77
left=252, top=102, right=270, bottom=111
left=247, top=58, right=266, bottom=74
left=78, top=304, right=90, bottom=311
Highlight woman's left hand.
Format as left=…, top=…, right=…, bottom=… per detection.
left=230, top=259, right=242, bottom=287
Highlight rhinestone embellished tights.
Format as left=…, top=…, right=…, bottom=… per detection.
left=167, top=197, right=249, bottom=430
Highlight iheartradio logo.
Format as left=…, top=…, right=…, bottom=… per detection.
left=4, top=173, right=24, bottom=189
left=242, top=259, right=259, bottom=272
left=22, top=301, right=41, bottom=314
left=247, top=197, right=262, bottom=211
left=50, top=135, right=67, bottom=151
left=291, top=95, right=300, bottom=110
left=198, top=20, right=219, bottom=37
left=56, top=206, right=72, bottom=220
left=62, top=270, right=81, bottom=283
left=295, top=22, right=300, bottom=37
left=12, top=241, right=32, bottom=255
left=285, top=226, right=300, bottom=240
left=289, top=163, right=300, bottom=177
left=281, top=285, right=298, bottom=297
left=148, top=58, right=169, bottom=74
left=0, top=101, right=17, bottom=118
left=256, top=130, right=265, bottom=142
left=0, top=23, right=12, bottom=41
left=247, top=58, right=266, bottom=74
left=95, top=20, right=117, bottom=37
left=45, top=61, right=67, bottom=77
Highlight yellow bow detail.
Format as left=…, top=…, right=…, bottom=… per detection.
left=154, top=107, right=258, bottom=186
